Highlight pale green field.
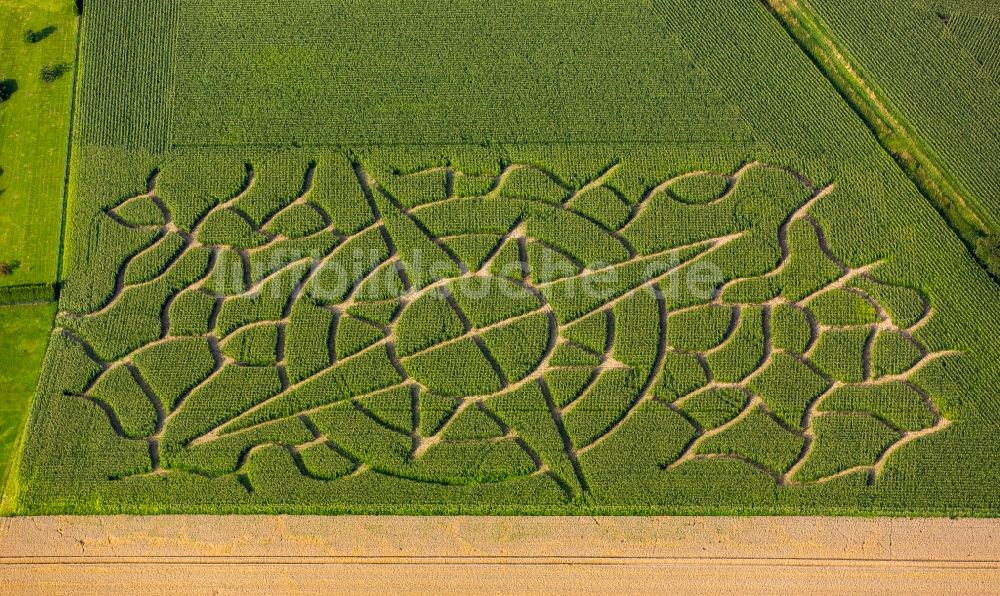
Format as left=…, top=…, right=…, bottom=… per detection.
left=0, top=0, right=76, bottom=287
left=0, top=302, right=55, bottom=504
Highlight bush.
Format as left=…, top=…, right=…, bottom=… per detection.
left=40, top=63, right=70, bottom=83
left=976, top=234, right=1000, bottom=278
left=0, top=260, right=21, bottom=276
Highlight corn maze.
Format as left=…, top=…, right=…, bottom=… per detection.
left=31, top=157, right=954, bottom=501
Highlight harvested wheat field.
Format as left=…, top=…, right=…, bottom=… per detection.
left=1, top=0, right=999, bottom=591
left=2, top=516, right=1000, bottom=593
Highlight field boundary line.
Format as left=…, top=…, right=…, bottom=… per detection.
left=54, top=3, right=84, bottom=285
left=761, top=0, right=998, bottom=279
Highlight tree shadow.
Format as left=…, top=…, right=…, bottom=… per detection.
left=24, top=25, right=57, bottom=43
left=0, top=79, right=17, bottom=102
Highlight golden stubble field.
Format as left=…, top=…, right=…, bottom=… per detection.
left=1, top=515, right=999, bottom=594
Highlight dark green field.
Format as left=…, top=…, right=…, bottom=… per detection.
left=4, top=0, right=1000, bottom=515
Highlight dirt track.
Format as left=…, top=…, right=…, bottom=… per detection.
left=1, top=516, right=998, bottom=594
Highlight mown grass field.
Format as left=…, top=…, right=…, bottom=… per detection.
left=0, top=302, right=55, bottom=508
left=0, top=0, right=76, bottom=290
left=9, top=0, right=1000, bottom=515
